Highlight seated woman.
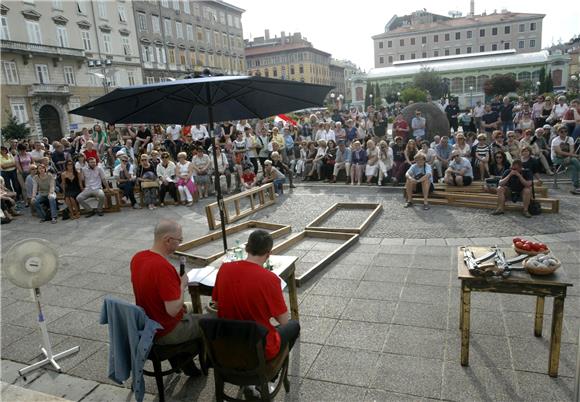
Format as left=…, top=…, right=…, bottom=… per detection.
left=31, top=164, right=58, bottom=223
left=505, top=131, right=521, bottom=162
left=453, top=133, right=472, bottom=162
left=377, top=140, right=393, bottom=186
left=61, top=160, right=82, bottom=218
left=294, top=141, right=308, bottom=180
left=365, top=140, right=379, bottom=184
left=136, top=154, right=159, bottom=210
left=241, top=164, right=258, bottom=190
left=321, top=140, right=337, bottom=182
left=114, top=154, right=139, bottom=208
left=520, top=145, right=543, bottom=184
left=209, top=146, right=232, bottom=194
left=306, top=140, right=327, bottom=181
left=270, top=151, right=294, bottom=187
left=261, top=160, right=286, bottom=195
left=176, top=151, right=195, bottom=206
left=156, top=152, right=178, bottom=205
left=191, top=147, right=211, bottom=199
left=350, top=141, right=367, bottom=185
left=404, top=152, right=433, bottom=210
left=403, top=139, right=418, bottom=181
left=485, top=150, right=511, bottom=193
left=302, top=142, right=317, bottom=180
left=390, top=136, right=406, bottom=184
left=0, top=176, right=19, bottom=224
left=529, top=128, right=554, bottom=175
left=473, top=134, right=492, bottom=180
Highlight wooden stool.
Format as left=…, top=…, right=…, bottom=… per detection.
left=104, top=189, right=122, bottom=212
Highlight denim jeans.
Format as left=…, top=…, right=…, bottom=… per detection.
left=33, top=194, right=57, bottom=220
left=273, top=178, right=285, bottom=194
left=502, top=121, right=514, bottom=134
left=554, top=156, right=580, bottom=188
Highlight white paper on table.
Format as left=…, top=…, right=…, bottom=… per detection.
left=277, top=275, right=287, bottom=291
left=187, top=266, right=216, bottom=285
left=200, top=268, right=219, bottom=287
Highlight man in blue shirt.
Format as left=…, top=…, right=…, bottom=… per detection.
left=434, top=136, right=453, bottom=179
left=404, top=152, right=433, bottom=210
left=331, top=141, right=352, bottom=183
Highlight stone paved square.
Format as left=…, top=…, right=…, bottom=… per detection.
left=1, top=185, right=578, bottom=401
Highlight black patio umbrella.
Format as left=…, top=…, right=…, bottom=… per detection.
left=70, top=73, right=332, bottom=251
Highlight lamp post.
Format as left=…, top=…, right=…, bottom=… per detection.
left=369, top=93, right=373, bottom=108
left=469, top=86, right=474, bottom=108
left=338, top=94, right=344, bottom=110
left=88, top=58, right=113, bottom=94
left=536, top=80, right=541, bottom=95
left=570, top=74, right=578, bottom=94
left=330, top=92, right=335, bottom=109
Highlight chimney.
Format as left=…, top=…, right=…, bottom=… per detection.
left=470, top=0, right=474, bottom=16
left=281, top=31, right=286, bottom=42
left=265, top=29, right=270, bottom=40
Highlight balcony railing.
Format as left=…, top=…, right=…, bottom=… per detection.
left=1, top=40, right=85, bottom=58
left=28, top=84, right=70, bottom=96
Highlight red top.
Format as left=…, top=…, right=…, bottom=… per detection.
left=241, top=172, right=256, bottom=185
left=393, top=120, right=409, bottom=140
left=83, top=149, right=100, bottom=164
left=212, top=261, right=287, bottom=360
left=131, top=250, right=183, bottom=338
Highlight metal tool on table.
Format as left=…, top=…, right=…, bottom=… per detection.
left=463, top=246, right=527, bottom=278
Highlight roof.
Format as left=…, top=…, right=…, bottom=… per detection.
left=206, top=0, right=245, bottom=13
left=245, top=43, right=331, bottom=58
left=372, top=12, right=545, bottom=39
left=367, top=50, right=550, bottom=79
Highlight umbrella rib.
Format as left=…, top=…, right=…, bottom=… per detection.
left=216, top=81, right=325, bottom=107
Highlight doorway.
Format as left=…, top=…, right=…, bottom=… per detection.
left=39, top=105, right=62, bottom=142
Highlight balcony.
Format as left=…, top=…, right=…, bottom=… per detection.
left=1, top=40, right=85, bottom=59
left=28, top=84, right=70, bottom=97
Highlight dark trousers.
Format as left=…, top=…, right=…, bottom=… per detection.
left=249, top=157, right=259, bottom=174
left=159, top=182, right=178, bottom=202
left=276, top=320, right=300, bottom=352
left=118, top=181, right=137, bottom=206
left=1, top=170, right=21, bottom=198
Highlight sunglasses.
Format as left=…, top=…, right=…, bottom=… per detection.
left=162, top=156, right=169, bottom=159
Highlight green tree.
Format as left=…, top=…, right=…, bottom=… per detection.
left=400, top=87, right=427, bottom=103
left=364, top=81, right=373, bottom=108
left=1, top=114, right=30, bottom=141
left=537, top=66, right=547, bottom=94
left=483, top=75, right=520, bottom=96
left=374, top=83, right=381, bottom=104
left=413, top=68, right=446, bottom=99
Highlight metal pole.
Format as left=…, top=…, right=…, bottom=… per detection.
left=206, top=84, right=228, bottom=251
left=575, top=327, right=580, bottom=401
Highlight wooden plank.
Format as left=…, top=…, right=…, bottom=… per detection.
left=175, top=221, right=291, bottom=265
left=306, top=203, right=383, bottom=234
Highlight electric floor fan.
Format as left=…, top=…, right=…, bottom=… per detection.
left=3, top=239, right=80, bottom=377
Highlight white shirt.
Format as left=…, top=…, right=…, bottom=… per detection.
left=473, top=105, right=485, bottom=118
left=156, top=161, right=176, bottom=182
left=551, top=135, right=574, bottom=161
left=166, top=125, right=182, bottom=141
left=82, top=165, right=106, bottom=190
left=113, top=162, right=134, bottom=179
left=553, top=104, right=568, bottom=120
left=190, top=125, right=209, bottom=141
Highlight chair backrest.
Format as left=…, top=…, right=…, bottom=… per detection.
left=198, top=317, right=268, bottom=375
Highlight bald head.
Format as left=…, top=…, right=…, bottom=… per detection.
left=154, top=219, right=181, bottom=241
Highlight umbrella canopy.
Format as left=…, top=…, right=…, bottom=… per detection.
left=70, top=74, right=332, bottom=252
left=69, top=75, right=332, bottom=125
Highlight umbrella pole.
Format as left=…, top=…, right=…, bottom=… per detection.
left=207, top=105, right=228, bottom=252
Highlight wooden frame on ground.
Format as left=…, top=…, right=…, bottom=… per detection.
left=205, top=183, right=276, bottom=230
left=271, top=230, right=359, bottom=286
left=175, top=221, right=291, bottom=266
left=305, top=202, right=383, bottom=234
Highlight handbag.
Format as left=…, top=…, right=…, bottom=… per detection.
left=528, top=179, right=542, bottom=215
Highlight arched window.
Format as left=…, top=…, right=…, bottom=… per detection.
left=464, top=76, right=476, bottom=91
left=518, top=71, right=531, bottom=81
left=451, top=77, right=463, bottom=93
left=477, top=75, right=489, bottom=90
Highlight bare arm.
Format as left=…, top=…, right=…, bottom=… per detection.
left=164, top=275, right=187, bottom=317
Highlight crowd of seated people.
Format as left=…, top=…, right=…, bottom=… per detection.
left=1, top=96, right=578, bottom=223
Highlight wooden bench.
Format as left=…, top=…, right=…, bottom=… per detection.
left=433, top=181, right=549, bottom=197
left=413, top=192, right=559, bottom=213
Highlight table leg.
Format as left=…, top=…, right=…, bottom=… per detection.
left=459, top=283, right=465, bottom=330
left=548, top=296, right=565, bottom=377
left=188, top=285, right=203, bottom=315
left=460, top=285, right=471, bottom=366
left=534, top=296, right=545, bottom=337
left=287, top=267, right=299, bottom=321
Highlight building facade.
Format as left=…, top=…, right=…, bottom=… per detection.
left=329, top=62, right=345, bottom=106
left=356, top=50, right=571, bottom=109
left=331, top=58, right=363, bottom=105
left=245, top=30, right=331, bottom=86
left=372, top=9, right=544, bottom=68
left=131, top=0, right=245, bottom=83
left=1, top=0, right=143, bottom=140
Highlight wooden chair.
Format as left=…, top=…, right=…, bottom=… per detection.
left=198, top=318, right=290, bottom=402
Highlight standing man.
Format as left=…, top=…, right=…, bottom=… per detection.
left=212, top=230, right=300, bottom=362
left=472, top=101, right=485, bottom=133
left=393, top=113, right=410, bottom=142
left=131, top=219, right=203, bottom=375
left=77, top=157, right=110, bottom=217
left=445, top=99, right=460, bottom=133
left=499, top=96, right=515, bottom=134
left=165, top=124, right=182, bottom=159
left=411, top=110, right=426, bottom=142
left=481, top=104, right=501, bottom=138
left=134, top=124, right=152, bottom=154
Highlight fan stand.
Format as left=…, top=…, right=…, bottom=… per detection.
left=19, top=288, right=80, bottom=377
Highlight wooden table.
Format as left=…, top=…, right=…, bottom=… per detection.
left=457, top=247, right=573, bottom=377
left=187, top=255, right=299, bottom=320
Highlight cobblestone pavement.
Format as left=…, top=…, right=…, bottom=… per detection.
left=1, top=183, right=579, bottom=401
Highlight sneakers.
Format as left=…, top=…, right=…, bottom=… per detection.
left=423, top=204, right=430, bottom=210
left=522, top=210, right=532, bottom=218
left=404, top=201, right=413, bottom=208
left=572, top=188, right=580, bottom=195
left=51, top=218, right=57, bottom=224
left=491, top=209, right=504, bottom=216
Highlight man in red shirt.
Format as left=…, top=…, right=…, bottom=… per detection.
left=212, top=230, right=300, bottom=361
left=131, top=219, right=202, bottom=375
